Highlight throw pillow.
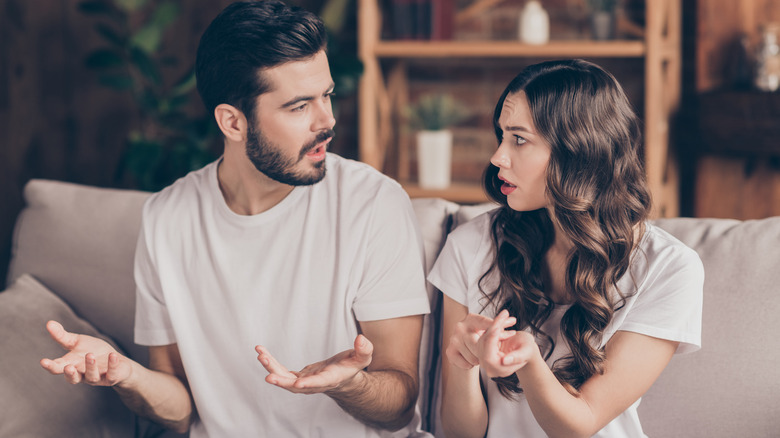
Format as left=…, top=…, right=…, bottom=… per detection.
left=0, top=274, right=135, bottom=438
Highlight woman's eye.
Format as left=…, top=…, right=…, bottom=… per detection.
left=514, top=135, right=526, bottom=145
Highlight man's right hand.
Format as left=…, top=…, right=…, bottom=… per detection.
left=40, top=320, right=133, bottom=387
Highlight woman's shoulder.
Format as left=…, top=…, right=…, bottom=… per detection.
left=446, top=210, right=496, bottom=250
left=640, top=223, right=703, bottom=267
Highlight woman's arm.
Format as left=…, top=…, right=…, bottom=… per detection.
left=440, top=295, right=490, bottom=438
left=479, top=312, right=678, bottom=438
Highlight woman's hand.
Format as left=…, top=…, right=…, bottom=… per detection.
left=446, top=311, right=517, bottom=370
left=477, top=310, right=539, bottom=378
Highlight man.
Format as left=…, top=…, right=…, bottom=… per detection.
left=40, top=1, right=431, bottom=436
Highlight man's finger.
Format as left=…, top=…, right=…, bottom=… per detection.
left=105, top=353, right=123, bottom=385
left=255, top=345, right=294, bottom=376
left=46, top=320, right=79, bottom=350
left=64, top=364, right=82, bottom=384
left=84, top=353, right=100, bottom=383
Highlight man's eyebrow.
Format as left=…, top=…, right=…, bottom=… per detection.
left=279, top=83, right=336, bottom=109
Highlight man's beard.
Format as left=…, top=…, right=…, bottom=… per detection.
left=245, top=123, right=334, bottom=186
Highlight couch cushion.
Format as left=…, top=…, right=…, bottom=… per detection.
left=0, top=274, right=135, bottom=438
left=410, top=197, right=461, bottom=431
left=641, top=217, right=780, bottom=437
left=7, top=180, right=150, bottom=363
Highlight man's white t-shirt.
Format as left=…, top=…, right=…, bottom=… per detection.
left=134, top=154, right=431, bottom=438
left=428, top=211, right=704, bottom=438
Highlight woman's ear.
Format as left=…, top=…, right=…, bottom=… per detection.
left=214, top=104, right=247, bottom=142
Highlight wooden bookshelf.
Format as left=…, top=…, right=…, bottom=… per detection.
left=357, top=0, right=683, bottom=215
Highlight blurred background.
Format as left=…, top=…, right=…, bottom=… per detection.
left=2, top=0, right=779, bottom=286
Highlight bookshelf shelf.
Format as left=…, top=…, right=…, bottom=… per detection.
left=402, top=183, right=490, bottom=204
left=373, top=40, right=646, bottom=58
left=357, top=0, right=683, bottom=215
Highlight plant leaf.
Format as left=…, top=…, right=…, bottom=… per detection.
left=151, top=1, right=180, bottom=28
left=171, top=69, right=196, bottom=96
left=320, top=0, right=352, bottom=34
left=130, top=46, right=162, bottom=85
left=98, top=73, right=134, bottom=90
left=114, top=0, right=149, bottom=13
left=94, top=23, right=125, bottom=47
left=131, top=24, right=162, bottom=53
left=77, top=1, right=115, bottom=16
left=84, top=48, right=124, bottom=69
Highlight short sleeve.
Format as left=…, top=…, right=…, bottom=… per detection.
left=618, top=238, right=705, bottom=355
left=428, top=213, right=494, bottom=314
left=352, top=184, right=430, bottom=321
left=133, top=203, right=177, bottom=346
left=428, top=233, right=470, bottom=307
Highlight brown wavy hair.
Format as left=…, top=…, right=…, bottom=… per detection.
left=481, top=59, right=652, bottom=396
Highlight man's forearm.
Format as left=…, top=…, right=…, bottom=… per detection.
left=326, top=368, right=418, bottom=431
left=114, top=362, right=194, bottom=434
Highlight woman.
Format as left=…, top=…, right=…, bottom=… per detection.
left=428, top=59, right=703, bottom=437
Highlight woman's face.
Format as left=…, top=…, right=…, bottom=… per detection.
left=490, top=91, right=551, bottom=212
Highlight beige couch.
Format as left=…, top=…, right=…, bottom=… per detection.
left=2, top=179, right=779, bottom=437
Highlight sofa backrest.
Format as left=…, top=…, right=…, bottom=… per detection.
left=639, top=216, right=780, bottom=438
left=7, top=180, right=779, bottom=437
left=7, top=179, right=151, bottom=363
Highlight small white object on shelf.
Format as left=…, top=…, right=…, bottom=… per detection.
left=519, top=0, right=550, bottom=45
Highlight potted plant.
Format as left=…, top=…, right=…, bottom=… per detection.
left=406, top=93, right=469, bottom=189
left=587, top=0, right=618, bottom=40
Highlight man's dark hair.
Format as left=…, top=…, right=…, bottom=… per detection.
left=195, top=0, right=327, bottom=122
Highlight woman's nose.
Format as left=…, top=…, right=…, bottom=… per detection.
left=490, top=144, right=510, bottom=168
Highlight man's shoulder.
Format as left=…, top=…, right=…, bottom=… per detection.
left=324, top=154, right=406, bottom=197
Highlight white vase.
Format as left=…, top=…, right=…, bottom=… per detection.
left=518, top=0, right=550, bottom=45
left=416, top=130, right=452, bottom=189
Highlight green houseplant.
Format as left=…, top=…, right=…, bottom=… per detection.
left=80, top=0, right=362, bottom=191
left=406, top=93, right=469, bottom=189
left=79, top=0, right=218, bottom=191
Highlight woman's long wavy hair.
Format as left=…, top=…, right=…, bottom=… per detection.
left=482, top=59, right=652, bottom=396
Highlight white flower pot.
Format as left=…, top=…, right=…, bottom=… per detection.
left=416, top=130, right=452, bottom=189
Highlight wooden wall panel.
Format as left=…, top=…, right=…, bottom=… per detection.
left=695, top=156, right=780, bottom=219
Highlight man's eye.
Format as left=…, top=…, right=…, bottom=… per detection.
left=515, top=135, right=527, bottom=145
left=292, top=103, right=306, bottom=112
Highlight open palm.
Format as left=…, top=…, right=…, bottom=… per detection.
left=40, top=320, right=132, bottom=386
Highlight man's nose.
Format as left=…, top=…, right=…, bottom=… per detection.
left=312, top=99, right=336, bottom=132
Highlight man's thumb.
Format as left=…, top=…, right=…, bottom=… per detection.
left=354, top=334, right=374, bottom=359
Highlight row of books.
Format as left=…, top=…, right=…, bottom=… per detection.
left=388, top=0, right=455, bottom=40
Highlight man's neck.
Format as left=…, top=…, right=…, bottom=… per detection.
left=217, top=153, right=294, bottom=216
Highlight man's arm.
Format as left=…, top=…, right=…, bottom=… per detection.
left=256, top=314, right=423, bottom=431
left=40, top=321, right=193, bottom=434
left=327, top=315, right=422, bottom=430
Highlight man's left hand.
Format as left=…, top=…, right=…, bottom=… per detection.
left=255, top=334, right=373, bottom=394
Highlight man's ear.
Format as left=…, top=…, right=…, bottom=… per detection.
left=214, top=104, right=247, bottom=142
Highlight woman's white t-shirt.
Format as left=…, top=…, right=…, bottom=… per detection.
left=428, top=211, right=704, bottom=438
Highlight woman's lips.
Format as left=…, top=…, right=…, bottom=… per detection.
left=498, top=175, right=516, bottom=195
